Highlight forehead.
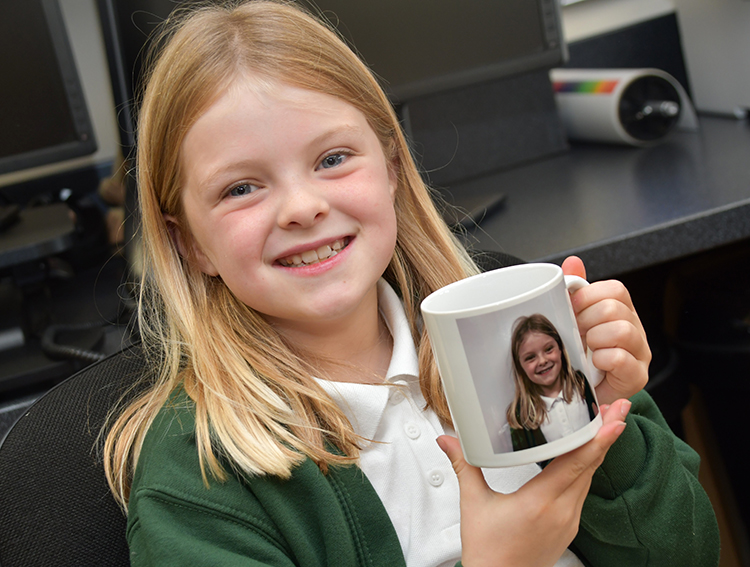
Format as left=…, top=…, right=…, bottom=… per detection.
left=519, top=331, right=556, bottom=351
left=198, top=77, right=363, bottom=130
left=178, top=77, right=381, bottom=185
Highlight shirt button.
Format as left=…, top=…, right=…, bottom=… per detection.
left=428, top=470, right=444, bottom=487
left=404, top=422, right=421, bottom=439
left=389, top=391, right=405, bottom=405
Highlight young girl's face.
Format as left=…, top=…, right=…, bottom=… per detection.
left=174, top=78, right=398, bottom=338
left=518, top=331, right=563, bottom=396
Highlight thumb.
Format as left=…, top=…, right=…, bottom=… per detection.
left=561, top=256, right=586, bottom=280
left=437, top=435, right=491, bottom=501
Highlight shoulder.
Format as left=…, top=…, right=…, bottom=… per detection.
left=130, top=391, right=219, bottom=517
left=132, top=388, right=200, bottom=491
left=128, top=390, right=314, bottom=552
left=129, top=389, right=260, bottom=524
left=127, top=391, right=404, bottom=564
left=128, top=389, right=389, bottom=538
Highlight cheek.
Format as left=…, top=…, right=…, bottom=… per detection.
left=194, top=213, right=267, bottom=273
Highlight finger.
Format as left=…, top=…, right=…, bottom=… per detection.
left=570, top=280, right=638, bottom=319
left=586, top=319, right=651, bottom=365
left=592, top=350, right=649, bottom=402
left=528, top=399, right=629, bottom=497
left=599, top=398, right=632, bottom=424
left=561, top=256, right=586, bottom=280
left=527, top=417, right=627, bottom=502
left=576, top=304, right=647, bottom=352
left=575, top=296, right=643, bottom=334
left=437, top=435, right=491, bottom=502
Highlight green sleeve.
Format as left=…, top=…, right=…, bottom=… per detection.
left=128, top=488, right=297, bottom=567
left=573, top=390, right=720, bottom=566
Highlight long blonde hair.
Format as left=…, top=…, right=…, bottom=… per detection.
left=104, top=0, right=479, bottom=508
left=506, top=314, right=586, bottom=429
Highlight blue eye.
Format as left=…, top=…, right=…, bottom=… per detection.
left=228, top=183, right=258, bottom=197
left=319, top=153, right=346, bottom=170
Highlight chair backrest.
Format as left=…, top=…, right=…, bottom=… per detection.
left=0, top=343, right=150, bottom=566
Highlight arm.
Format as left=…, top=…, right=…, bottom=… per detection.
left=128, top=488, right=297, bottom=567
left=573, top=390, right=720, bottom=567
left=438, top=399, right=631, bottom=567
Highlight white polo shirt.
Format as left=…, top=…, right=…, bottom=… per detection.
left=540, top=390, right=591, bottom=443
left=318, top=280, right=584, bottom=567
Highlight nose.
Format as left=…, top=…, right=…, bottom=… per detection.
left=276, top=180, right=330, bottom=229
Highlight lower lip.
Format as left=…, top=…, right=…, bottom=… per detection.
left=275, top=238, right=353, bottom=275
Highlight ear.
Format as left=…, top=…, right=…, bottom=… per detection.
left=163, top=214, right=219, bottom=276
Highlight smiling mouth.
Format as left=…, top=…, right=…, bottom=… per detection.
left=277, top=237, right=350, bottom=267
left=536, top=364, right=555, bottom=377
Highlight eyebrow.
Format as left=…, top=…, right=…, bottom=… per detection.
left=308, top=123, right=366, bottom=149
left=196, top=123, right=367, bottom=191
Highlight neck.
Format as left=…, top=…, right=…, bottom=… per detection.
left=271, top=286, right=393, bottom=385
left=541, top=380, right=562, bottom=398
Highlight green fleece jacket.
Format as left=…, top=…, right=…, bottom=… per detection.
left=127, top=389, right=719, bottom=567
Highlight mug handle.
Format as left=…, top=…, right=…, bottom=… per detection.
left=564, top=275, right=605, bottom=388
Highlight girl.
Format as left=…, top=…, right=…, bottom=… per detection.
left=104, top=2, right=719, bottom=566
left=507, top=314, right=598, bottom=453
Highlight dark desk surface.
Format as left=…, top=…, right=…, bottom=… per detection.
left=0, top=204, right=75, bottom=270
left=452, top=115, right=750, bottom=281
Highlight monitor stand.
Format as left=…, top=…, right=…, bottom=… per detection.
left=401, top=68, right=568, bottom=188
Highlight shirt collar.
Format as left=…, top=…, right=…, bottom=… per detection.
left=316, top=279, right=421, bottom=443
left=379, top=279, right=420, bottom=380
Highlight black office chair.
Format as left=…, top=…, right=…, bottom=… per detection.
left=0, top=343, right=150, bottom=567
left=0, top=250, right=521, bottom=566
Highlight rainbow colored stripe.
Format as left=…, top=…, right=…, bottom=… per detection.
left=553, top=80, right=619, bottom=94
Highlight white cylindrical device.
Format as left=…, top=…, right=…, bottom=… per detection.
left=551, top=68, right=698, bottom=146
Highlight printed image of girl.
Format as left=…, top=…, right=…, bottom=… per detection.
left=101, top=2, right=719, bottom=566
left=506, top=314, right=598, bottom=455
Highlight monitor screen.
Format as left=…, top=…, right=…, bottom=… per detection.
left=100, top=0, right=565, bottom=145
left=99, top=0, right=567, bottom=189
left=0, top=0, right=97, bottom=177
left=302, top=0, right=565, bottom=100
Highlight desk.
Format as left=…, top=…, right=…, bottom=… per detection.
left=0, top=204, right=75, bottom=270
left=451, top=115, right=750, bottom=280
left=0, top=204, right=78, bottom=392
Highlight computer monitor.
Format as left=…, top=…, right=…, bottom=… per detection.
left=0, top=0, right=97, bottom=179
left=99, top=0, right=567, bottom=193
left=303, top=0, right=568, bottom=185
left=300, top=0, right=565, bottom=102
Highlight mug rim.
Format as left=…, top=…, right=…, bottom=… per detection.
left=421, top=262, right=563, bottom=317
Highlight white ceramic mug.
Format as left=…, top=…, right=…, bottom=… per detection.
left=421, top=263, right=604, bottom=468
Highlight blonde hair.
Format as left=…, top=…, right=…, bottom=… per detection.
left=104, top=0, right=478, bottom=508
left=506, top=314, right=587, bottom=430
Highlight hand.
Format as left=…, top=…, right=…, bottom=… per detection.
left=438, top=399, right=631, bottom=567
left=562, top=256, right=651, bottom=405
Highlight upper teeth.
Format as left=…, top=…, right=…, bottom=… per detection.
left=279, top=238, right=347, bottom=267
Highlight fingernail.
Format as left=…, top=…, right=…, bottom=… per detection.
left=621, top=399, right=632, bottom=418
left=436, top=436, right=448, bottom=453
left=615, top=422, right=627, bottom=435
